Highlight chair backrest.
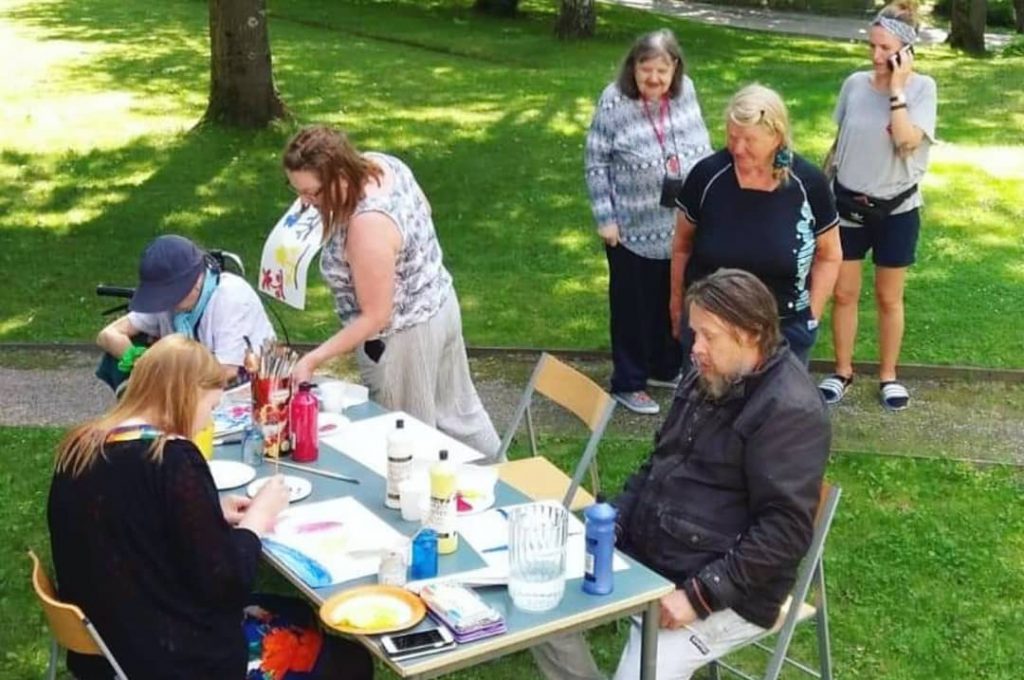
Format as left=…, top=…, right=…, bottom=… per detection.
left=28, top=550, right=101, bottom=655
left=532, top=353, right=615, bottom=433
left=762, top=482, right=841, bottom=677
left=498, top=353, right=616, bottom=507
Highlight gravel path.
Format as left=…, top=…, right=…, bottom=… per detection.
left=2, top=348, right=1021, bottom=465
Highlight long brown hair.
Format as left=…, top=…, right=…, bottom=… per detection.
left=686, top=268, right=781, bottom=358
left=282, top=125, right=384, bottom=241
left=55, top=335, right=225, bottom=477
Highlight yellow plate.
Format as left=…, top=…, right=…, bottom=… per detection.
left=319, top=585, right=426, bottom=635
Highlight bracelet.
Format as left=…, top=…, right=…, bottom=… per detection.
left=890, top=103, right=907, bottom=111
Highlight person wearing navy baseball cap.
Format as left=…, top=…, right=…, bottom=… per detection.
left=97, top=234, right=274, bottom=383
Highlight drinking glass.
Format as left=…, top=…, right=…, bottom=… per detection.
left=507, top=502, right=568, bottom=612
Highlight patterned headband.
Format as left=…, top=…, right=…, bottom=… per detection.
left=873, top=14, right=918, bottom=45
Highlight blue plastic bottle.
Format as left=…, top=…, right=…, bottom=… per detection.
left=582, top=494, right=617, bottom=595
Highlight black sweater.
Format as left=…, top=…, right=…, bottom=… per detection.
left=47, top=438, right=262, bottom=679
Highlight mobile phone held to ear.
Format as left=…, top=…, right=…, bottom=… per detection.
left=888, top=44, right=915, bottom=71
left=381, top=626, right=455, bottom=659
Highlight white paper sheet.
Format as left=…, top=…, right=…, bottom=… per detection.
left=319, top=411, right=485, bottom=478
left=259, top=198, right=323, bottom=310
left=263, top=497, right=407, bottom=587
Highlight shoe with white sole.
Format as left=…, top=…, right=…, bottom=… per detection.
left=613, top=390, right=660, bottom=415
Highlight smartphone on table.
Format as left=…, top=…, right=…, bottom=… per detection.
left=381, top=626, right=456, bottom=660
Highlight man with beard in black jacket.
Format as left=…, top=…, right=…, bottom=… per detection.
left=533, top=268, right=830, bottom=680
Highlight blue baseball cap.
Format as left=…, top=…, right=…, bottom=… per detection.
left=128, top=235, right=206, bottom=313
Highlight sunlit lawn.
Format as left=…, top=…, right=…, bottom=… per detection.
left=0, top=0, right=1022, bottom=367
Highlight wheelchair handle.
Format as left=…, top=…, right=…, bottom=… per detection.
left=96, top=285, right=136, bottom=299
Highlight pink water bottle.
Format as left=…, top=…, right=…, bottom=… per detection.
left=290, top=382, right=319, bottom=462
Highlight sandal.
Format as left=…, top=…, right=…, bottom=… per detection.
left=818, top=374, right=853, bottom=405
left=879, top=381, right=910, bottom=411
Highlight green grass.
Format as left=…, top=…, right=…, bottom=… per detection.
left=3, top=426, right=1022, bottom=679
left=1, top=0, right=1022, bottom=367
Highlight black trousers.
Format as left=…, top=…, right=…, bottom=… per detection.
left=606, top=244, right=681, bottom=393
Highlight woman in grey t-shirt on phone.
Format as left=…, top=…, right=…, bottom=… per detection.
left=818, top=0, right=936, bottom=411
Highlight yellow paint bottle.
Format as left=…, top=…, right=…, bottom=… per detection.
left=428, top=449, right=458, bottom=554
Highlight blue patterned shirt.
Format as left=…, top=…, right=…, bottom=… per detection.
left=585, top=78, right=712, bottom=259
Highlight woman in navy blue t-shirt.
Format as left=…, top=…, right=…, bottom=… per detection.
left=669, top=84, right=842, bottom=368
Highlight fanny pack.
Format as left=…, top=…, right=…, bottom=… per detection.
left=834, top=180, right=917, bottom=225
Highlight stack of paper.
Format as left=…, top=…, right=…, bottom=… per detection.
left=319, top=411, right=485, bottom=477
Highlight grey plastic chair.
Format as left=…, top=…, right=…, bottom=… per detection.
left=706, top=483, right=841, bottom=680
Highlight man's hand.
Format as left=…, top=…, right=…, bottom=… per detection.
left=220, top=495, right=252, bottom=525
left=597, top=223, right=620, bottom=247
left=659, top=589, right=699, bottom=630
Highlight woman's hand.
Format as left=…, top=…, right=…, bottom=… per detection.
left=238, top=475, right=290, bottom=536
left=669, top=293, right=685, bottom=341
left=220, top=495, right=252, bottom=525
left=292, top=352, right=319, bottom=385
left=890, top=47, right=914, bottom=95
left=597, top=223, right=620, bottom=247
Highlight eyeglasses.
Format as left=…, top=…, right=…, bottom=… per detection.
left=285, top=180, right=323, bottom=201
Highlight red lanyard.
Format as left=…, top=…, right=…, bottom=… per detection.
left=642, top=96, right=669, bottom=150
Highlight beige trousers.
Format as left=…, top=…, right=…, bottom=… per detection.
left=356, top=293, right=501, bottom=461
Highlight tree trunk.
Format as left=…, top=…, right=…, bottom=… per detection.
left=474, top=0, right=520, bottom=16
left=947, top=0, right=987, bottom=54
left=204, top=0, right=286, bottom=128
left=554, top=0, right=596, bottom=39
left=1013, top=0, right=1024, bottom=32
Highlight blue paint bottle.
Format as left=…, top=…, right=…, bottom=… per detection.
left=582, top=494, right=617, bottom=595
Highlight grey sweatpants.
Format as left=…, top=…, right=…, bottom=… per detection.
left=356, top=293, right=502, bottom=461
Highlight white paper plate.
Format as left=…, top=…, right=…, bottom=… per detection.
left=208, top=460, right=257, bottom=491
left=247, top=475, right=312, bottom=503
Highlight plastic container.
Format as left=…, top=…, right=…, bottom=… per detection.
left=193, top=422, right=215, bottom=461
left=427, top=449, right=458, bottom=554
left=385, top=418, right=414, bottom=509
left=582, top=494, right=617, bottom=595
left=508, top=502, right=568, bottom=611
left=378, top=544, right=409, bottom=586
left=290, top=382, right=319, bottom=463
left=410, top=529, right=439, bottom=580
left=241, top=426, right=265, bottom=467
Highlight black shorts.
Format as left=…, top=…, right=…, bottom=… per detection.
left=839, top=208, right=920, bottom=268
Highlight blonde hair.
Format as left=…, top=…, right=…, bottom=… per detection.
left=725, top=84, right=793, bottom=183
left=876, top=0, right=921, bottom=32
left=56, top=335, right=224, bottom=477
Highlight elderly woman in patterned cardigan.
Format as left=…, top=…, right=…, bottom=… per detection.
left=585, top=29, right=712, bottom=416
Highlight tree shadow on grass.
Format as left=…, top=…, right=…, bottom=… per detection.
left=4, top=0, right=1023, bottom=361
